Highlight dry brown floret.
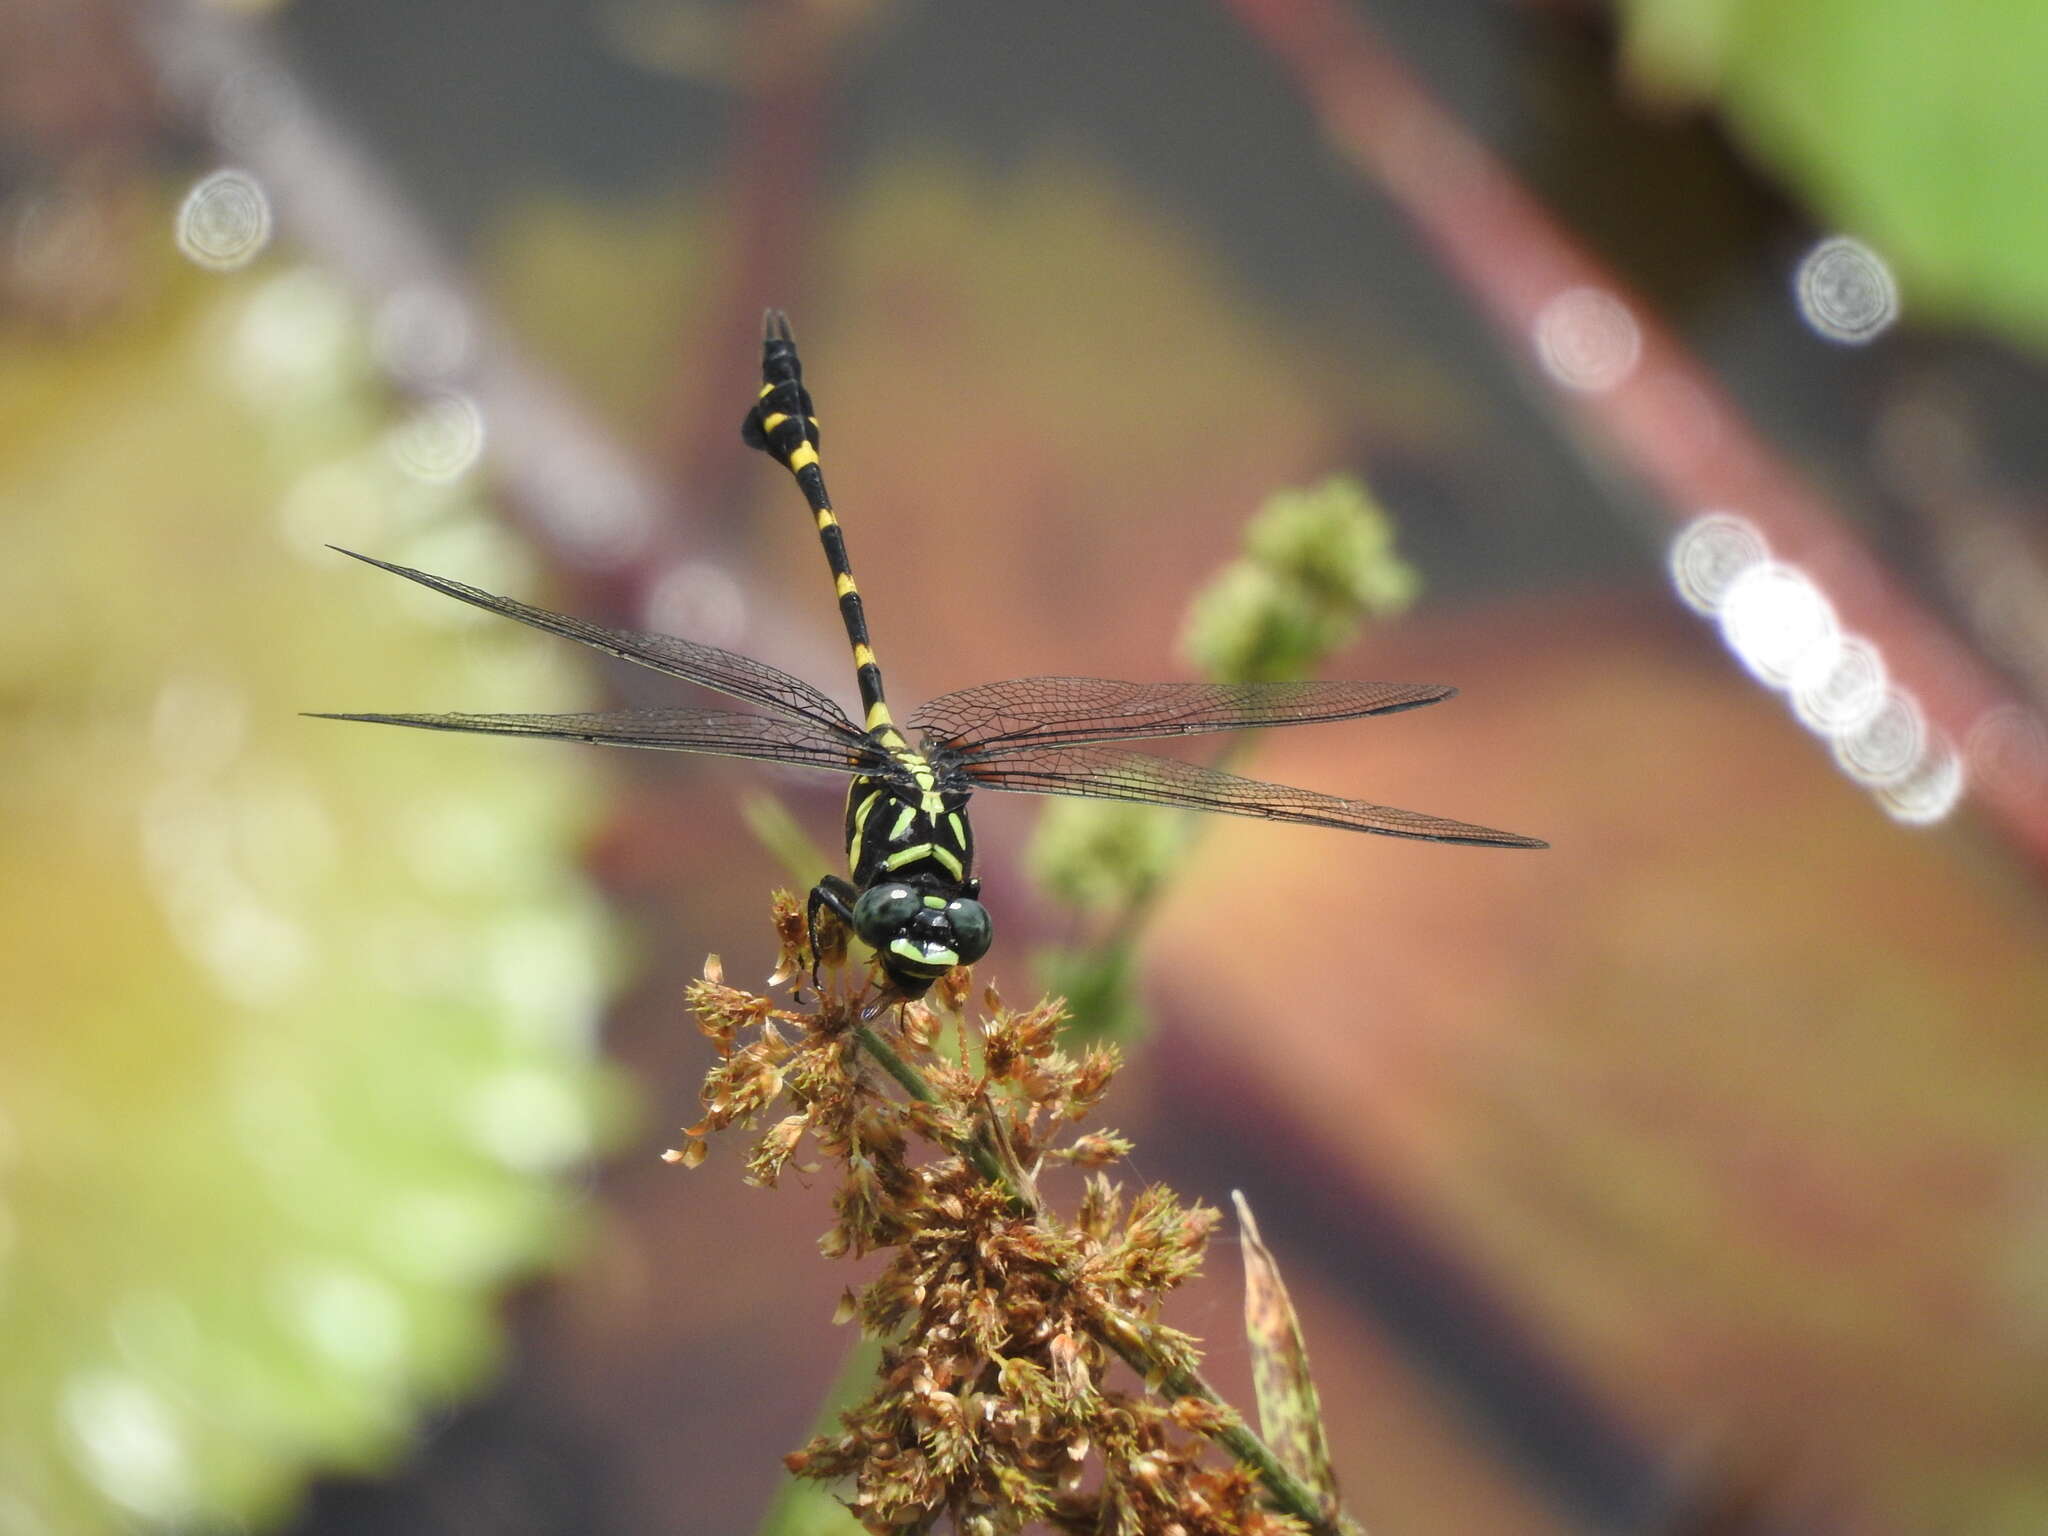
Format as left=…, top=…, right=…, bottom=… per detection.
left=673, top=894, right=1344, bottom=1535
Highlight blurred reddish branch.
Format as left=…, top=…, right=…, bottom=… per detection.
left=0, top=0, right=156, bottom=155
left=652, top=0, right=855, bottom=502
left=132, top=0, right=686, bottom=617
left=1221, top=0, right=2048, bottom=877
left=128, top=0, right=867, bottom=690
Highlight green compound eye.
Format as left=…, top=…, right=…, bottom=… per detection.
left=944, top=898, right=992, bottom=963
left=852, top=883, right=922, bottom=946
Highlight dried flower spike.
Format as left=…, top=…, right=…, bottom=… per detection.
left=677, top=898, right=1353, bottom=1535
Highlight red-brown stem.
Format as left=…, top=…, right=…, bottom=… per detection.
left=653, top=0, right=842, bottom=502
left=1222, top=0, right=2048, bottom=876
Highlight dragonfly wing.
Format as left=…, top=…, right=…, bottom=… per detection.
left=308, top=707, right=883, bottom=775
left=333, top=549, right=860, bottom=738
left=963, top=743, right=1546, bottom=848
left=911, top=676, right=1453, bottom=756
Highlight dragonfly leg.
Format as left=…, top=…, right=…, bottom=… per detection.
left=806, top=875, right=859, bottom=987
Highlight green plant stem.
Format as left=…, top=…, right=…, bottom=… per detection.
left=1095, top=1313, right=1350, bottom=1536
left=1084, top=738, right=1257, bottom=970
left=852, top=1023, right=1030, bottom=1210
left=847, top=1015, right=1346, bottom=1535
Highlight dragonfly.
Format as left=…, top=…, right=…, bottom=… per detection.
left=315, top=312, right=1544, bottom=998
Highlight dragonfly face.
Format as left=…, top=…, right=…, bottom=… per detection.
left=850, top=880, right=993, bottom=986
left=312, top=312, right=1543, bottom=1003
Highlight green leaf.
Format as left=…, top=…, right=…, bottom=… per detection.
left=0, top=253, right=625, bottom=1532
left=753, top=1337, right=882, bottom=1536
left=1231, top=1192, right=1341, bottom=1523
left=741, top=789, right=839, bottom=891
left=1034, top=941, right=1147, bottom=1043
left=1616, top=0, right=2048, bottom=351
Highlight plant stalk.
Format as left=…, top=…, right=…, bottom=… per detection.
left=848, top=1015, right=1346, bottom=1534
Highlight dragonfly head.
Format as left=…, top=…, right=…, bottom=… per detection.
left=852, top=880, right=993, bottom=990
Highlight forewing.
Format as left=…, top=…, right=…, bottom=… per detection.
left=911, top=677, right=1452, bottom=757
left=334, top=548, right=859, bottom=738
left=963, top=743, right=1546, bottom=848
left=308, top=707, right=883, bottom=775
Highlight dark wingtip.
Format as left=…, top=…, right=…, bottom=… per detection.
left=1451, top=825, right=1548, bottom=850
left=326, top=545, right=394, bottom=573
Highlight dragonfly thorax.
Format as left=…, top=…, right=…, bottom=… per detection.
left=844, top=749, right=976, bottom=892
left=837, top=751, right=988, bottom=990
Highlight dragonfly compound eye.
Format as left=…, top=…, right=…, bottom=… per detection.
left=852, top=883, right=922, bottom=947
left=943, top=898, right=992, bottom=963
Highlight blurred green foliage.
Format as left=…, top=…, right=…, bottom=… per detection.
left=0, top=253, right=625, bottom=1531
left=1617, top=0, right=2048, bottom=350
left=1030, top=476, right=1420, bottom=1039
left=1179, top=476, right=1420, bottom=685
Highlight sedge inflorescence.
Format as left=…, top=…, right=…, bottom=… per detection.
left=673, top=894, right=1309, bottom=1535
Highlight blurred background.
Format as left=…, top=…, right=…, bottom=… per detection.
left=5, top=0, right=2048, bottom=1532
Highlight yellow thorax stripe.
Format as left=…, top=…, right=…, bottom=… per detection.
left=882, top=841, right=964, bottom=878
left=846, top=787, right=882, bottom=869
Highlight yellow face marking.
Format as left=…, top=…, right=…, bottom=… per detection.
left=787, top=442, right=820, bottom=472
left=890, top=938, right=956, bottom=969
left=922, top=895, right=946, bottom=910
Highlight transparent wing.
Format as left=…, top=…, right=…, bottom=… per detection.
left=307, top=707, right=884, bottom=775
left=963, top=743, right=1546, bottom=848
left=910, top=676, right=1453, bottom=758
left=334, top=548, right=861, bottom=739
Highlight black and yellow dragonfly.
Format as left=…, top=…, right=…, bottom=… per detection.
left=316, top=313, right=1543, bottom=997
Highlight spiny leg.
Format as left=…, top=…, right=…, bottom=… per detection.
left=806, top=874, right=859, bottom=988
